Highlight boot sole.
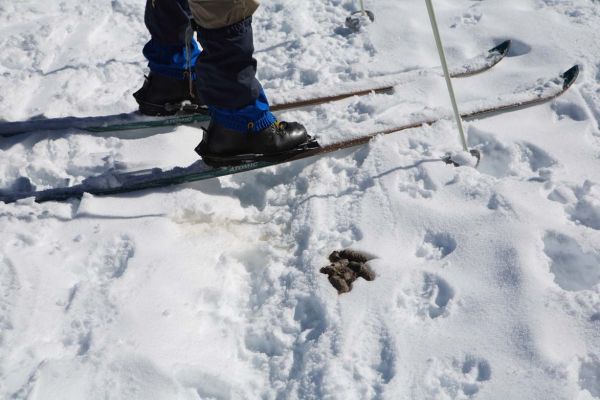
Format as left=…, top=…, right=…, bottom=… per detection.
left=196, top=139, right=321, bottom=168
left=137, top=101, right=208, bottom=117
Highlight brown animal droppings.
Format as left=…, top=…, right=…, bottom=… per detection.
left=328, top=251, right=343, bottom=262
left=339, top=249, right=372, bottom=263
left=358, top=264, right=376, bottom=281
left=320, top=249, right=376, bottom=294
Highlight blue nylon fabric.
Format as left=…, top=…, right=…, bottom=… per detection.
left=208, top=89, right=276, bottom=133
left=142, top=0, right=199, bottom=80
left=143, top=40, right=200, bottom=80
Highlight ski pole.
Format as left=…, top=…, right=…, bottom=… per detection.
left=359, top=0, right=366, bottom=16
left=424, top=0, right=478, bottom=162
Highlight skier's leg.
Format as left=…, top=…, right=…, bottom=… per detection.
left=134, top=0, right=202, bottom=115
left=188, top=0, right=310, bottom=163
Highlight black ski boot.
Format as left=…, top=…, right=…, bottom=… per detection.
left=195, top=120, right=316, bottom=167
left=133, top=72, right=205, bottom=116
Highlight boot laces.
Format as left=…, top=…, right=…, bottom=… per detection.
left=274, top=121, right=288, bottom=136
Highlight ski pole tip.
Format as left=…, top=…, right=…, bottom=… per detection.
left=442, top=149, right=481, bottom=168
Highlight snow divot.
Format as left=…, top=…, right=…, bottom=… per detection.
left=93, top=235, right=135, bottom=280
left=294, top=295, right=327, bottom=342
left=543, top=232, right=600, bottom=291
left=513, top=142, right=557, bottom=179
left=503, top=38, right=532, bottom=57
left=551, top=99, right=589, bottom=122
left=374, top=326, right=397, bottom=387
left=423, top=273, right=455, bottom=319
left=468, top=128, right=557, bottom=179
left=548, top=183, right=578, bottom=205
left=397, top=272, right=456, bottom=319
left=244, top=328, right=287, bottom=357
left=423, top=274, right=454, bottom=319
left=548, top=181, right=600, bottom=230
left=424, top=355, right=491, bottom=399
left=363, top=322, right=397, bottom=397
left=450, top=4, right=482, bottom=28
left=487, top=193, right=515, bottom=213
left=570, top=181, right=600, bottom=230
left=397, top=166, right=437, bottom=199
left=462, top=355, right=492, bottom=383
left=580, top=83, right=600, bottom=131
left=579, top=354, right=600, bottom=398
left=0, top=256, right=18, bottom=345
left=416, top=231, right=457, bottom=261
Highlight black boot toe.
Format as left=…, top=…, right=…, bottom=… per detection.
left=275, top=121, right=309, bottom=150
left=196, top=120, right=313, bottom=166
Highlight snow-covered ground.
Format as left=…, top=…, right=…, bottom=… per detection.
left=1, top=0, right=600, bottom=398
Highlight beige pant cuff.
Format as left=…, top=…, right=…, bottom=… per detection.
left=188, top=0, right=260, bottom=29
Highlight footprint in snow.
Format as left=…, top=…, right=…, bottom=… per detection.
left=543, top=232, right=600, bottom=292
left=423, top=274, right=455, bottom=319
left=416, top=231, right=457, bottom=261
left=92, top=235, right=135, bottom=280
left=468, top=127, right=557, bottom=180
left=398, top=273, right=455, bottom=319
left=548, top=180, right=600, bottom=231
left=450, top=4, right=482, bottom=28
left=424, top=355, right=491, bottom=398
left=551, top=99, right=589, bottom=122
left=487, top=193, right=515, bottom=213
left=397, top=166, right=437, bottom=199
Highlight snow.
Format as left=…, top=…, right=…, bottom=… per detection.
left=1, top=0, right=600, bottom=398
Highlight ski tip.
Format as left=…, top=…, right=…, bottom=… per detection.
left=489, top=40, right=512, bottom=56
left=561, top=65, right=580, bottom=90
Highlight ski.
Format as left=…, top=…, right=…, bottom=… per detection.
left=0, top=41, right=511, bottom=137
left=0, top=65, right=579, bottom=204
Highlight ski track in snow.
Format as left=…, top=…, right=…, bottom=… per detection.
left=2, top=0, right=600, bottom=399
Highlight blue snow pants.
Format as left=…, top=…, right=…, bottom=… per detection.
left=143, top=0, right=275, bottom=133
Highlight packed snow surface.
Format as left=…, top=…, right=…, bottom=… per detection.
left=1, top=0, right=600, bottom=399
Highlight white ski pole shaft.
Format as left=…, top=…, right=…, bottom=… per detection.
left=360, top=0, right=366, bottom=16
left=424, top=0, right=468, bottom=152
